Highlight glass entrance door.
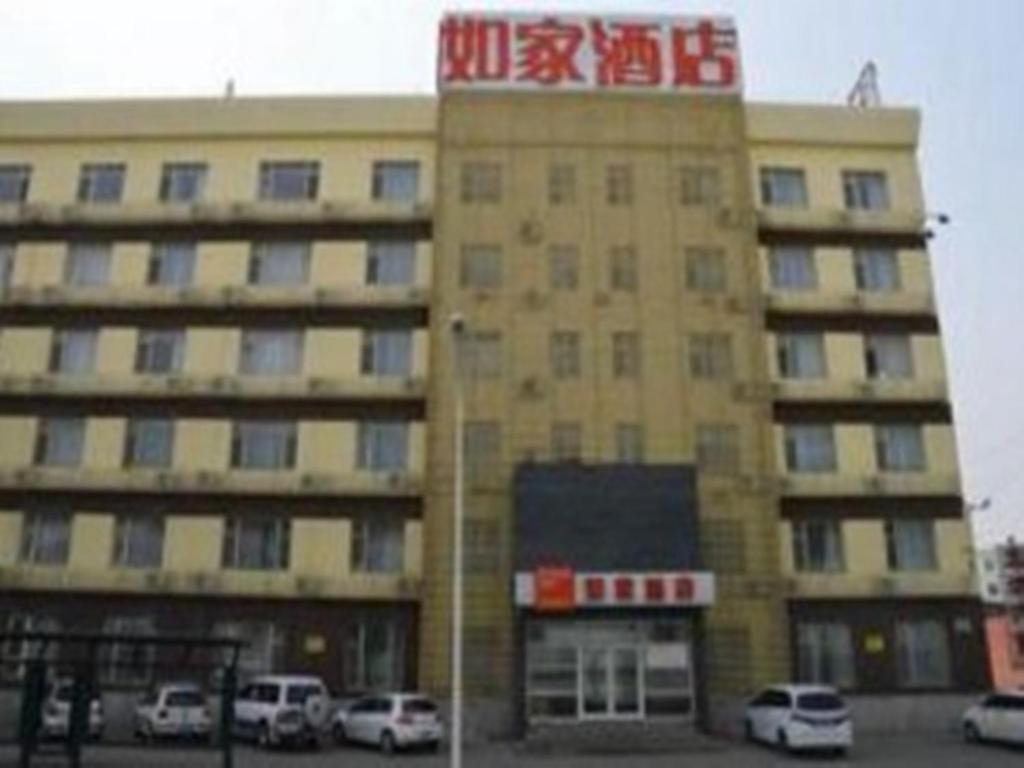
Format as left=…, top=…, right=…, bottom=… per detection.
left=579, top=646, right=643, bottom=719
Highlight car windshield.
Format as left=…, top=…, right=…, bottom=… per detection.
left=797, top=693, right=845, bottom=711
left=166, top=690, right=204, bottom=707
left=286, top=684, right=324, bottom=704
left=403, top=699, right=438, bottom=714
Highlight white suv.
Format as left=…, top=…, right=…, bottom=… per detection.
left=233, top=675, right=330, bottom=749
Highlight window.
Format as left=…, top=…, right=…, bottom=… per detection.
left=464, top=421, right=501, bottom=480
left=854, top=248, right=900, bottom=292
left=0, top=242, right=13, bottom=289
left=461, top=331, right=502, bottom=378
left=356, top=421, right=408, bottom=472
left=64, top=243, right=111, bottom=286
left=33, top=418, right=84, bottom=467
left=551, top=422, right=582, bottom=461
left=361, top=330, right=412, bottom=377
left=792, top=520, right=845, bottom=572
left=239, top=329, right=304, bottom=375
left=19, top=510, right=71, bottom=565
left=689, top=334, right=733, bottom=379
left=344, top=616, right=406, bottom=692
left=2, top=615, right=60, bottom=680
left=612, top=332, right=640, bottom=379
left=123, top=419, right=174, bottom=468
left=784, top=425, right=837, bottom=472
left=231, top=421, right=297, bottom=470
left=459, top=244, right=502, bottom=289
left=606, top=164, right=633, bottom=205
left=548, top=163, right=576, bottom=205
left=896, top=619, right=951, bottom=688
left=769, top=246, right=817, bottom=290
left=460, top=162, right=501, bottom=204
left=159, top=163, right=207, bottom=203
left=777, top=333, right=826, bottom=379
left=615, top=423, right=644, bottom=463
left=48, top=329, right=97, bottom=374
left=875, top=424, right=926, bottom=471
left=0, top=165, right=31, bottom=202
left=366, top=241, right=415, bottom=286
left=684, top=248, right=726, bottom=293
left=797, top=622, right=855, bottom=689
left=134, top=329, right=185, bottom=374
left=610, top=246, right=637, bottom=291
left=102, top=616, right=156, bottom=685
left=213, top=621, right=283, bottom=680
left=258, top=161, right=319, bottom=201
left=549, top=245, right=579, bottom=290
left=248, top=242, right=310, bottom=286
left=760, top=167, right=808, bottom=208
left=222, top=515, right=290, bottom=570
left=679, top=166, right=720, bottom=206
left=696, top=424, right=740, bottom=472
left=843, top=171, right=890, bottom=211
left=550, top=331, right=581, bottom=379
left=865, top=335, right=914, bottom=379
left=371, top=161, right=419, bottom=202
left=77, top=163, right=125, bottom=203
left=147, top=242, right=195, bottom=286
left=885, top=519, right=938, bottom=571
left=351, top=515, right=404, bottom=573
left=112, top=515, right=164, bottom=568
left=465, top=518, right=501, bottom=572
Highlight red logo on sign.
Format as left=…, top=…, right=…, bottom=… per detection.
left=535, top=566, right=575, bottom=612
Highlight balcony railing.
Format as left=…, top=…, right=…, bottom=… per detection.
left=0, top=565, right=421, bottom=601
left=772, top=378, right=948, bottom=403
left=763, top=291, right=935, bottom=317
left=0, top=199, right=433, bottom=240
left=0, top=465, right=423, bottom=498
left=779, top=472, right=960, bottom=497
left=0, top=373, right=427, bottom=402
left=757, top=207, right=926, bottom=243
left=784, top=571, right=974, bottom=599
left=0, top=284, right=429, bottom=310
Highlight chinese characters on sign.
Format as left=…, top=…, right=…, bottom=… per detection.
left=438, top=14, right=741, bottom=94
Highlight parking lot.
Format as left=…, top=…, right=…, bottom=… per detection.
left=1, top=734, right=1022, bottom=767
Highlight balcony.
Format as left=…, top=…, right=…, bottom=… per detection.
left=0, top=199, right=433, bottom=241
left=757, top=207, right=926, bottom=246
left=772, top=378, right=948, bottom=403
left=0, top=465, right=424, bottom=499
left=764, top=291, right=934, bottom=317
left=779, top=472, right=961, bottom=498
left=0, top=565, right=421, bottom=601
left=785, top=571, right=975, bottom=600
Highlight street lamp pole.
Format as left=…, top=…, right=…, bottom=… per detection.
left=449, top=313, right=466, bottom=768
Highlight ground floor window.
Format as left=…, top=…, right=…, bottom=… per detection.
left=1, top=614, right=60, bottom=681
left=344, top=616, right=406, bottom=693
left=525, top=618, right=694, bottom=722
left=102, top=616, right=156, bottom=685
left=896, top=619, right=952, bottom=688
left=212, top=620, right=284, bottom=681
left=796, top=621, right=855, bottom=688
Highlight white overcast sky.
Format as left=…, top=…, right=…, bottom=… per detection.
left=1, top=1, right=1022, bottom=547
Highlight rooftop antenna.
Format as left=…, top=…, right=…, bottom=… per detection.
left=224, top=78, right=236, bottom=99
left=847, top=61, right=881, bottom=109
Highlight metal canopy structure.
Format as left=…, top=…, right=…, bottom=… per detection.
left=0, top=630, right=245, bottom=768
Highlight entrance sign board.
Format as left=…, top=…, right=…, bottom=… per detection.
left=438, top=14, right=741, bottom=95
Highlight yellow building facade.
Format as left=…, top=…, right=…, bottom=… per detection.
left=0, top=20, right=986, bottom=736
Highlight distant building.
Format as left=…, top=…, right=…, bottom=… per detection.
left=977, top=543, right=1024, bottom=689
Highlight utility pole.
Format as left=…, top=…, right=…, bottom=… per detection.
left=449, top=313, right=466, bottom=768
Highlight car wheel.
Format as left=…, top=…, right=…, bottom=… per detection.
left=333, top=722, right=347, bottom=745
left=744, top=719, right=755, bottom=742
left=380, top=730, right=397, bottom=754
left=964, top=721, right=982, bottom=743
left=140, top=722, right=154, bottom=744
left=257, top=722, right=272, bottom=749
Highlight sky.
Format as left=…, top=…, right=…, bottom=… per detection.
left=1, top=0, right=1022, bottom=546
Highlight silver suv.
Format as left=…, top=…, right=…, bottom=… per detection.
left=232, top=675, right=330, bottom=749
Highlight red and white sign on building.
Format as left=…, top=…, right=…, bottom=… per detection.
left=438, top=13, right=741, bottom=95
left=514, top=569, right=716, bottom=610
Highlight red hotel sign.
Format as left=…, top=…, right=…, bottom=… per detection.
left=438, top=14, right=741, bottom=94
left=534, top=566, right=576, bottom=612
left=515, top=571, right=715, bottom=610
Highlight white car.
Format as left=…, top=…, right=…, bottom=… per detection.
left=134, top=683, right=212, bottom=742
left=232, top=675, right=330, bottom=749
left=40, top=678, right=104, bottom=741
left=744, top=684, right=852, bottom=754
left=963, top=690, right=1024, bottom=744
left=334, top=693, right=443, bottom=753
